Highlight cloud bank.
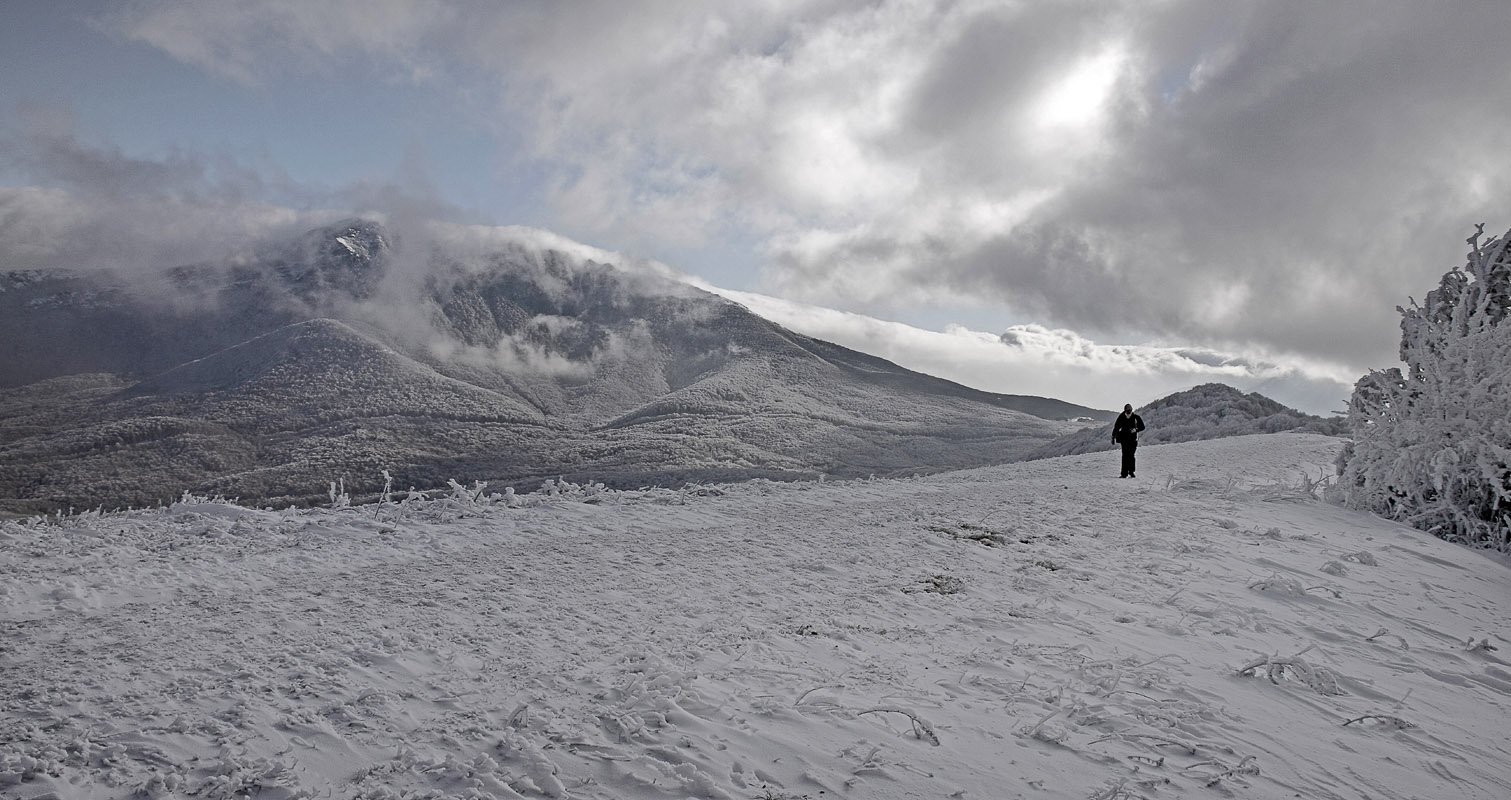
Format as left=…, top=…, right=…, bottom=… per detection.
left=703, top=283, right=1355, bottom=416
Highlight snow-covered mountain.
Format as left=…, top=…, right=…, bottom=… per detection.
left=1023, top=382, right=1346, bottom=463
left=0, top=220, right=1110, bottom=513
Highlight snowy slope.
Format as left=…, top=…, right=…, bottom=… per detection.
left=3, top=433, right=1508, bottom=799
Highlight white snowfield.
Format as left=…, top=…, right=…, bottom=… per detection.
left=3, top=432, right=1508, bottom=800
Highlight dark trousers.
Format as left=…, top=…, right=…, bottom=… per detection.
left=1120, top=440, right=1137, bottom=477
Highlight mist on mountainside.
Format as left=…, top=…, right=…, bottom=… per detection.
left=0, top=219, right=1110, bottom=514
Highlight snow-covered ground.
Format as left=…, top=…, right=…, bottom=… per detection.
left=3, top=433, right=1508, bottom=800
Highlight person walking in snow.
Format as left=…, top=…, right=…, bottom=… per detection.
left=1112, top=403, right=1145, bottom=478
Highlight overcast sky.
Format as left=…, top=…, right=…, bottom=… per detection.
left=3, top=1, right=1509, bottom=415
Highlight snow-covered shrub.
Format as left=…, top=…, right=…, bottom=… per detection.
left=536, top=476, right=607, bottom=500
left=1335, top=225, right=1511, bottom=549
left=328, top=478, right=350, bottom=508
left=447, top=478, right=488, bottom=503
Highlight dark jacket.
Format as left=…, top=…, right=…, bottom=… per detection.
left=1112, top=412, right=1145, bottom=445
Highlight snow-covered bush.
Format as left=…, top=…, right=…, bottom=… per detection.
left=1335, top=225, right=1511, bottom=549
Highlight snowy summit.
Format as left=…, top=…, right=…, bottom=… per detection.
left=3, top=433, right=1508, bottom=799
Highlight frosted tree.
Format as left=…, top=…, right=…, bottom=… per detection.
left=1337, top=224, right=1511, bottom=550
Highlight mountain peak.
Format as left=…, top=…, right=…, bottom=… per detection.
left=1160, top=382, right=1257, bottom=401
left=328, top=220, right=388, bottom=260
left=271, top=219, right=390, bottom=302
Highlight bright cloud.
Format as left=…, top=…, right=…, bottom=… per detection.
left=1028, top=40, right=1127, bottom=151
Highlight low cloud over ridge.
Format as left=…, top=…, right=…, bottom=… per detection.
left=703, top=284, right=1353, bottom=416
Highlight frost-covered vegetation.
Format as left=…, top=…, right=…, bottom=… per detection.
left=1334, top=225, right=1511, bottom=550
left=5, top=434, right=1508, bottom=799
left=1023, top=382, right=1345, bottom=462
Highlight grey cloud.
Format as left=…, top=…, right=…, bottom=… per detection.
left=2, top=103, right=296, bottom=205
left=95, top=0, right=454, bottom=85
left=0, top=184, right=311, bottom=274
left=971, top=222, right=1144, bottom=328
left=895, top=1, right=1114, bottom=173
left=0, top=119, right=316, bottom=274
left=906, top=5, right=1074, bottom=136
left=0, top=119, right=477, bottom=279
left=1059, top=0, right=1508, bottom=361
left=769, top=1, right=1511, bottom=372
left=8, top=129, right=205, bottom=201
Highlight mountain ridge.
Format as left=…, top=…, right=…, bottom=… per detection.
left=1, top=219, right=1112, bottom=513
left=1023, top=382, right=1346, bottom=463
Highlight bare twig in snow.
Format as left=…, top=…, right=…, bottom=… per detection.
left=1087, top=732, right=1197, bottom=754
left=794, top=685, right=841, bottom=706
left=1181, top=755, right=1259, bottom=787
left=857, top=707, right=941, bottom=746
left=1342, top=714, right=1415, bottom=729
left=1365, top=628, right=1410, bottom=650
